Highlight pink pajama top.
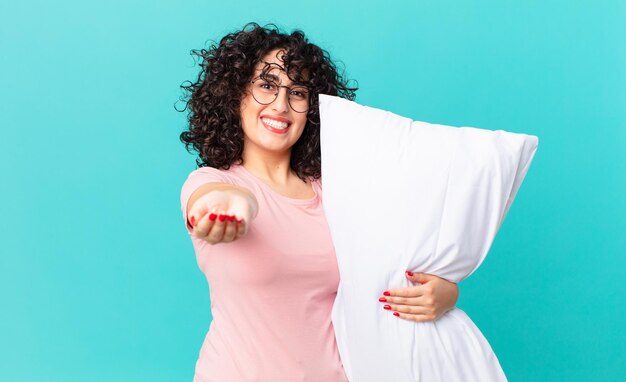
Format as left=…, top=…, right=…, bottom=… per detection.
left=180, top=164, right=348, bottom=382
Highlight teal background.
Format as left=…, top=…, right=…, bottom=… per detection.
left=1, top=0, right=624, bottom=380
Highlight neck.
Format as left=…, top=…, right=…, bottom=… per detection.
left=241, top=143, right=294, bottom=186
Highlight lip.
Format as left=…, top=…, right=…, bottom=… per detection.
left=260, top=115, right=291, bottom=135
left=261, top=114, right=291, bottom=124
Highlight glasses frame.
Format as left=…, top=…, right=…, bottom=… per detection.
left=249, top=78, right=311, bottom=114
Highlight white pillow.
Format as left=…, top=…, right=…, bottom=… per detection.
left=319, top=94, right=538, bottom=382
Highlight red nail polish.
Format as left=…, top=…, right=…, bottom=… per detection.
left=378, top=297, right=387, bottom=302
left=209, top=213, right=217, bottom=221
left=236, top=218, right=243, bottom=223
left=384, top=305, right=391, bottom=310
left=393, top=312, right=400, bottom=317
left=218, top=214, right=227, bottom=222
left=383, top=291, right=391, bottom=296
left=228, top=215, right=236, bottom=222
left=189, top=216, right=196, bottom=226
left=406, top=271, right=414, bottom=276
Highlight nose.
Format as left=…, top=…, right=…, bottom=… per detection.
left=271, top=87, right=290, bottom=113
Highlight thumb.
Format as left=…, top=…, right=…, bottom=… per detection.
left=406, top=271, right=434, bottom=284
left=188, top=201, right=209, bottom=227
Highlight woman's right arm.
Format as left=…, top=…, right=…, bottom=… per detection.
left=186, top=183, right=259, bottom=245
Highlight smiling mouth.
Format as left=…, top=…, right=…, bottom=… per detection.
left=261, top=117, right=290, bottom=134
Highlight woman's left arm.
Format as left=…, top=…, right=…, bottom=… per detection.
left=378, top=272, right=459, bottom=322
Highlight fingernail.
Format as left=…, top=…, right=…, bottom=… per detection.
left=218, top=214, right=227, bottom=222
left=393, top=312, right=400, bottom=317
left=406, top=271, right=414, bottom=277
left=378, top=297, right=387, bottom=302
left=209, top=213, right=217, bottom=221
left=189, top=216, right=196, bottom=226
left=383, top=305, right=391, bottom=310
left=236, top=218, right=243, bottom=223
left=228, top=215, right=236, bottom=222
left=383, top=291, right=391, bottom=296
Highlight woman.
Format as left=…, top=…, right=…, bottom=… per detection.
left=179, top=23, right=459, bottom=381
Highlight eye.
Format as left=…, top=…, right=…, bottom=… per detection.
left=258, top=81, right=277, bottom=92
left=290, top=87, right=309, bottom=99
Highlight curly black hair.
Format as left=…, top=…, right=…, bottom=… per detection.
left=178, top=22, right=358, bottom=181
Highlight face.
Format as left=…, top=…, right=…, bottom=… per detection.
left=239, top=48, right=309, bottom=157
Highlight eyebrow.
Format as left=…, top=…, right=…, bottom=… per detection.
left=261, top=73, right=280, bottom=82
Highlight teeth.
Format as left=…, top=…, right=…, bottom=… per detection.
left=262, top=118, right=289, bottom=129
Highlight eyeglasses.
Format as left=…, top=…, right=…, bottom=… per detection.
left=250, top=78, right=310, bottom=113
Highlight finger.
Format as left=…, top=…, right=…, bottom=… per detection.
left=382, top=303, right=433, bottom=316
left=206, top=214, right=228, bottom=243
left=188, top=200, right=210, bottom=226
left=383, top=286, right=425, bottom=298
left=405, top=271, right=435, bottom=285
left=392, top=311, right=439, bottom=323
left=222, top=215, right=238, bottom=242
left=194, top=211, right=217, bottom=237
left=188, top=207, right=209, bottom=230
left=379, top=295, right=431, bottom=307
left=235, top=218, right=248, bottom=239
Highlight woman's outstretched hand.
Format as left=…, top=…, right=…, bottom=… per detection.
left=378, top=272, right=459, bottom=322
left=187, top=187, right=258, bottom=245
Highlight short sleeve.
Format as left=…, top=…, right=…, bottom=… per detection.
left=180, top=166, right=236, bottom=234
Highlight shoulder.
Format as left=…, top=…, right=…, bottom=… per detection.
left=183, top=165, right=245, bottom=186
left=180, top=165, right=249, bottom=202
left=313, top=176, right=323, bottom=190
left=310, top=176, right=323, bottom=202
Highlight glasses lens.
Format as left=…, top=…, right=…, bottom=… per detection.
left=251, top=80, right=310, bottom=113
left=252, top=80, right=278, bottom=105
left=288, top=86, right=309, bottom=113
